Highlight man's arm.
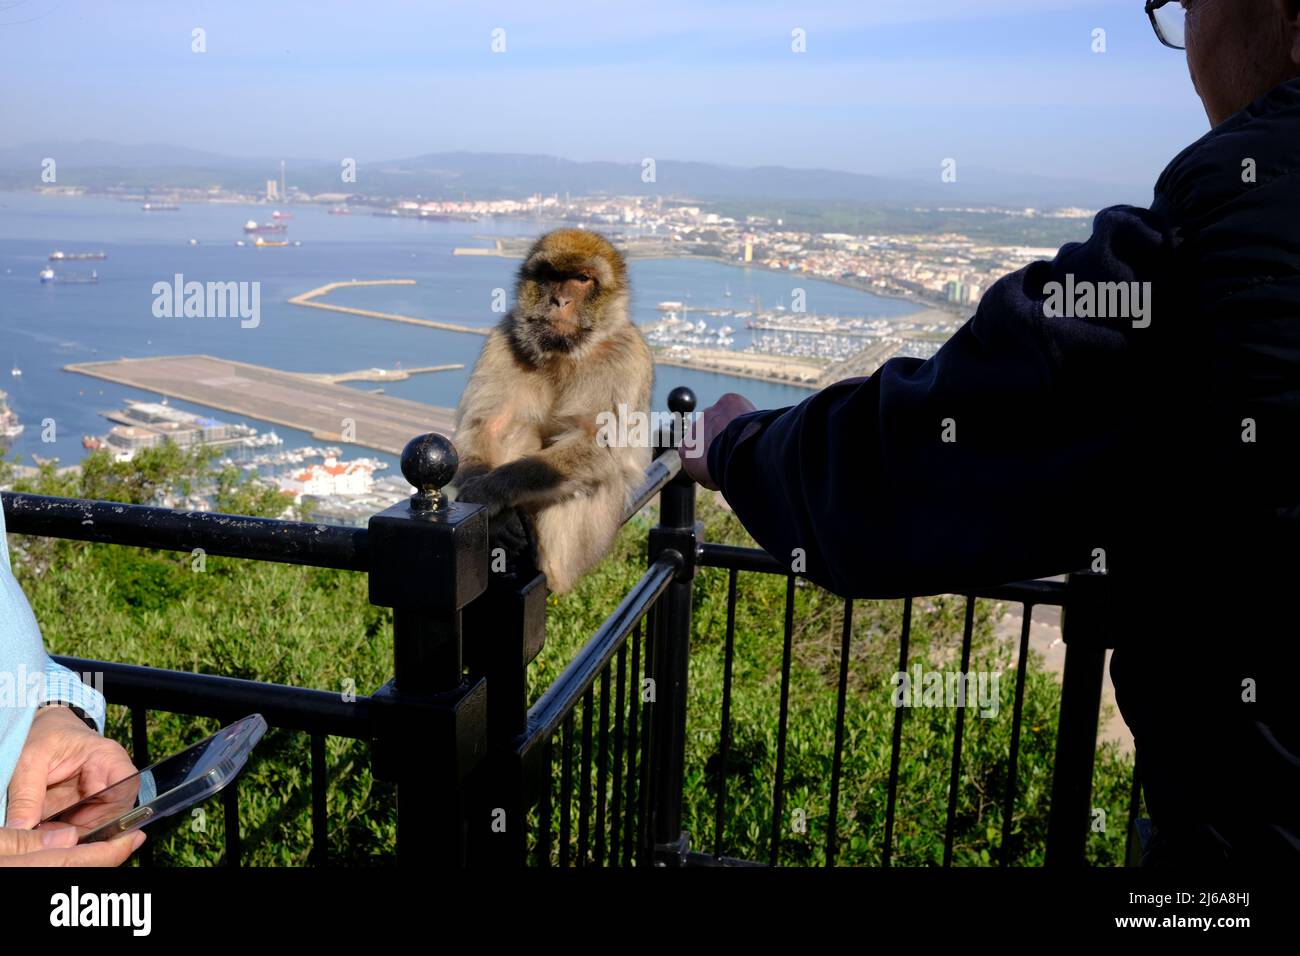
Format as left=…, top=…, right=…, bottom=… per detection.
left=702, top=205, right=1179, bottom=599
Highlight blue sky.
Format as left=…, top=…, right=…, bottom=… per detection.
left=0, top=0, right=1209, bottom=188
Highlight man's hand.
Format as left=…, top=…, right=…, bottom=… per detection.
left=0, top=825, right=145, bottom=867
left=5, top=705, right=136, bottom=829
left=681, top=392, right=757, bottom=490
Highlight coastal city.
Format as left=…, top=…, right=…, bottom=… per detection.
left=38, top=177, right=1090, bottom=315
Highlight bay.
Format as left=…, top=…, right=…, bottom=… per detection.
left=0, top=192, right=921, bottom=471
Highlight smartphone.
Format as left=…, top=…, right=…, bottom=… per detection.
left=38, top=713, right=267, bottom=844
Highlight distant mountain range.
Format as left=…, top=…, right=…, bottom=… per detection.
left=0, top=140, right=1149, bottom=209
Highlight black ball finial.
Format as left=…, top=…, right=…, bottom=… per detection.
left=400, top=433, right=458, bottom=511
left=667, top=386, right=697, bottom=415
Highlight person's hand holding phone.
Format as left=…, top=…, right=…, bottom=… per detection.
left=0, top=824, right=144, bottom=867
left=4, top=705, right=137, bottom=829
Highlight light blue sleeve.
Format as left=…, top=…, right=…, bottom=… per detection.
left=0, top=500, right=109, bottom=830
left=2, top=496, right=107, bottom=734
left=41, top=657, right=107, bottom=735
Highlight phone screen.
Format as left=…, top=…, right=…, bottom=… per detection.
left=39, top=714, right=267, bottom=844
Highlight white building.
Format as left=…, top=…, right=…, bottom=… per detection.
left=279, top=457, right=375, bottom=501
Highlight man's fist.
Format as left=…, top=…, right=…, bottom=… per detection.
left=681, top=392, right=758, bottom=490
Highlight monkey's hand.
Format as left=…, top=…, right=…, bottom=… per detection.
left=453, top=474, right=511, bottom=519
left=491, top=507, right=537, bottom=565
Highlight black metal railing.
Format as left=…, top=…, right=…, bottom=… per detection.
left=0, top=385, right=1134, bottom=866
left=687, top=558, right=1087, bottom=867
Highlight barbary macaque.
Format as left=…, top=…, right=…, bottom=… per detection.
left=452, top=229, right=653, bottom=594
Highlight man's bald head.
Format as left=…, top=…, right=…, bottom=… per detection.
left=1187, top=0, right=1300, bottom=126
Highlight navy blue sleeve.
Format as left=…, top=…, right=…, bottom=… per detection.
left=705, top=205, right=1179, bottom=598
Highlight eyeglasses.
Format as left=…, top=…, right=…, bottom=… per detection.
left=1146, top=0, right=1186, bottom=50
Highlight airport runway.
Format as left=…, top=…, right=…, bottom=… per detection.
left=66, top=355, right=457, bottom=456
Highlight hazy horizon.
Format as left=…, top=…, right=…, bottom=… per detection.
left=0, top=0, right=1210, bottom=193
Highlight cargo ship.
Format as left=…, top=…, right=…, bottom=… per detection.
left=41, top=269, right=99, bottom=284
left=49, top=250, right=108, bottom=261
left=243, top=219, right=288, bottom=234
left=141, top=202, right=179, bottom=211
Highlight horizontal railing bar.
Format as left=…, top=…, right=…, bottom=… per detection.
left=697, top=542, right=1069, bottom=605
left=52, top=656, right=373, bottom=738
left=518, top=557, right=679, bottom=760
left=6, top=450, right=677, bottom=570
left=623, top=450, right=680, bottom=525
left=3, top=492, right=369, bottom=572
left=698, top=542, right=785, bottom=574
left=971, top=580, right=1068, bottom=605
left=683, top=850, right=767, bottom=867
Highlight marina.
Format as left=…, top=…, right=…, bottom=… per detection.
left=64, top=355, right=458, bottom=456
left=644, top=306, right=958, bottom=387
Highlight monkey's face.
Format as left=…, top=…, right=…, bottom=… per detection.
left=513, top=229, right=628, bottom=355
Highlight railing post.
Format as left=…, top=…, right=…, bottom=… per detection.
left=462, top=563, right=549, bottom=866
left=367, top=433, right=490, bottom=866
left=645, top=386, right=701, bottom=866
left=1045, top=570, right=1110, bottom=867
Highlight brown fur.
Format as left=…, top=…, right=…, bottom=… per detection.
left=453, top=229, right=653, bottom=594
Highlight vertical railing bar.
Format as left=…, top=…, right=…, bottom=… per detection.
left=714, top=566, right=739, bottom=859
left=883, top=597, right=912, bottom=867
left=769, top=574, right=796, bottom=867
left=636, top=606, right=656, bottom=867
left=222, top=779, right=240, bottom=867
left=130, top=707, right=149, bottom=766
left=129, top=707, right=152, bottom=868
left=579, top=688, right=594, bottom=867
left=1000, top=603, right=1034, bottom=866
left=1124, top=758, right=1143, bottom=866
left=596, top=669, right=612, bottom=867
left=826, top=597, right=854, bottom=867
left=943, top=595, right=977, bottom=867
left=538, top=736, right=553, bottom=867
left=624, top=622, right=642, bottom=867
left=310, top=732, right=328, bottom=867
left=1045, top=572, right=1109, bottom=866
left=609, top=641, right=627, bottom=867
left=560, top=713, right=574, bottom=867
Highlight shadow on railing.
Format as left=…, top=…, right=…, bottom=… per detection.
left=0, top=386, right=1136, bottom=867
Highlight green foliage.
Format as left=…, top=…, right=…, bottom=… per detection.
left=213, top=464, right=295, bottom=518
left=2, top=448, right=1132, bottom=866
left=78, top=444, right=214, bottom=505
left=711, top=199, right=1092, bottom=248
